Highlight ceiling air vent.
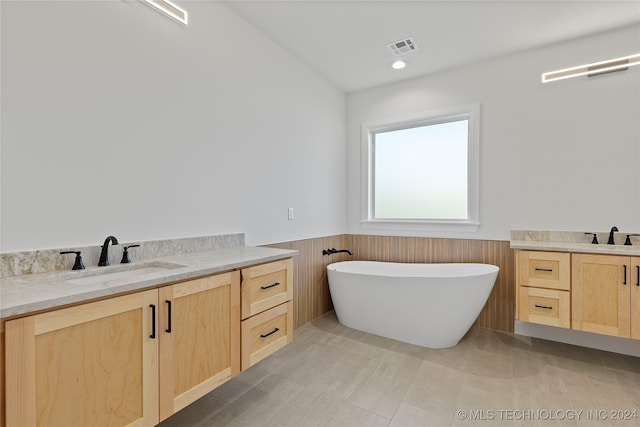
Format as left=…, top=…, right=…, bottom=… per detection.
left=388, top=38, right=417, bottom=56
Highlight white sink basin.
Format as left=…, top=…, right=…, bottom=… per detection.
left=61, top=261, right=186, bottom=286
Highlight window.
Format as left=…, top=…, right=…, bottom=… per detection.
left=361, top=104, right=480, bottom=232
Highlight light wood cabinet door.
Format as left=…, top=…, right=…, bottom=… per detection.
left=5, top=290, right=159, bottom=427
left=572, top=254, right=631, bottom=338
left=632, top=257, right=640, bottom=340
left=158, top=271, right=240, bottom=421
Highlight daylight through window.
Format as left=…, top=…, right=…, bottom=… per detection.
left=361, top=104, right=480, bottom=232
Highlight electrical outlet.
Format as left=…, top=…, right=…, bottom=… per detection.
left=288, top=207, right=294, bottom=220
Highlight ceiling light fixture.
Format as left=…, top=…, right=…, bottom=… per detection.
left=542, top=53, right=639, bottom=83
left=391, top=60, right=407, bottom=70
left=143, top=0, right=188, bottom=25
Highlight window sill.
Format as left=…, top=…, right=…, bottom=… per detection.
left=360, top=220, right=480, bottom=233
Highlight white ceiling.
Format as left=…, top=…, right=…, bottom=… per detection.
left=223, top=0, right=640, bottom=93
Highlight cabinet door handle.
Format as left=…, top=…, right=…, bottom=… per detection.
left=260, top=327, right=280, bottom=338
left=636, top=266, right=639, bottom=287
left=149, top=304, right=156, bottom=339
left=165, top=300, right=172, bottom=333
left=534, top=304, right=553, bottom=310
left=261, top=282, right=281, bottom=290
left=623, top=265, right=627, bottom=285
left=534, top=268, right=553, bottom=272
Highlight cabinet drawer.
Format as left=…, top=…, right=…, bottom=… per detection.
left=241, top=258, right=293, bottom=319
left=241, top=300, right=293, bottom=370
left=518, top=286, right=570, bottom=328
left=517, top=250, right=570, bottom=290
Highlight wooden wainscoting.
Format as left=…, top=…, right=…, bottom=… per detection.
left=265, top=235, right=349, bottom=329
left=266, top=235, right=515, bottom=333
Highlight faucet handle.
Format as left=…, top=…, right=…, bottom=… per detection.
left=624, top=234, right=640, bottom=246
left=584, top=233, right=599, bottom=244
left=121, top=245, right=140, bottom=264
left=60, top=251, right=85, bottom=270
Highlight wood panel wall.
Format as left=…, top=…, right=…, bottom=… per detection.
left=266, top=235, right=515, bottom=333
left=265, top=235, right=349, bottom=329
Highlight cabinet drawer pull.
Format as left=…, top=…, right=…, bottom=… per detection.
left=165, top=300, right=172, bottom=333
left=534, top=268, right=554, bottom=272
left=261, top=282, right=281, bottom=290
left=260, top=327, right=280, bottom=338
left=150, top=304, right=156, bottom=339
left=534, top=304, right=553, bottom=310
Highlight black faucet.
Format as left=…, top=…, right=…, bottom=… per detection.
left=60, top=251, right=85, bottom=270
left=98, top=235, right=119, bottom=266
left=120, top=244, right=140, bottom=264
left=322, top=248, right=353, bottom=256
left=584, top=232, right=599, bottom=244
left=608, top=226, right=618, bottom=245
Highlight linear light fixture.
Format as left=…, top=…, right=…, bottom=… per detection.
left=144, top=0, right=188, bottom=25
left=542, top=53, right=640, bottom=83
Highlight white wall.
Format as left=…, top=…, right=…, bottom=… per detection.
left=347, top=25, right=640, bottom=241
left=0, top=0, right=347, bottom=252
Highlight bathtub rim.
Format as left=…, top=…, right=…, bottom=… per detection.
left=327, top=260, right=499, bottom=279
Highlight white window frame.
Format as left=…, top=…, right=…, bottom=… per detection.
left=361, top=103, right=481, bottom=232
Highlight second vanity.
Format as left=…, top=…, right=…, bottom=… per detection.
left=1, top=235, right=296, bottom=427
left=512, top=230, right=640, bottom=341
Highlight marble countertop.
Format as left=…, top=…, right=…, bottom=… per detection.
left=510, top=239, right=640, bottom=256
left=510, top=229, right=640, bottom=256
left=0, top=246, right=297, bottom=319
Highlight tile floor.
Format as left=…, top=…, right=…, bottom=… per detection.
left=159, top=311, right=640, bottom=427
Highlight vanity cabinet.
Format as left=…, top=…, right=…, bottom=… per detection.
left=158, top=271, right=240, bottom=421
left=240, top=259, right=293, bottom=370
left=516, top=250, right=571, bottom=328
left=3, top=256, right=294, bottom=426
left=572, top=254, right=640, bottom=339
left=5, top=271, right=241, bottom=427
left=516, top=249, right=640, bottom=341
left=632, top=258, right=640, bottom=340
left=5, top=290, right=160, bottom=427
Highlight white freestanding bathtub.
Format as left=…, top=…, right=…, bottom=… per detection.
left=327, top=261, right=499, bottom=348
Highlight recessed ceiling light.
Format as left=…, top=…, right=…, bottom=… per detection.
left=391, top=60, right=407, bottom=70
